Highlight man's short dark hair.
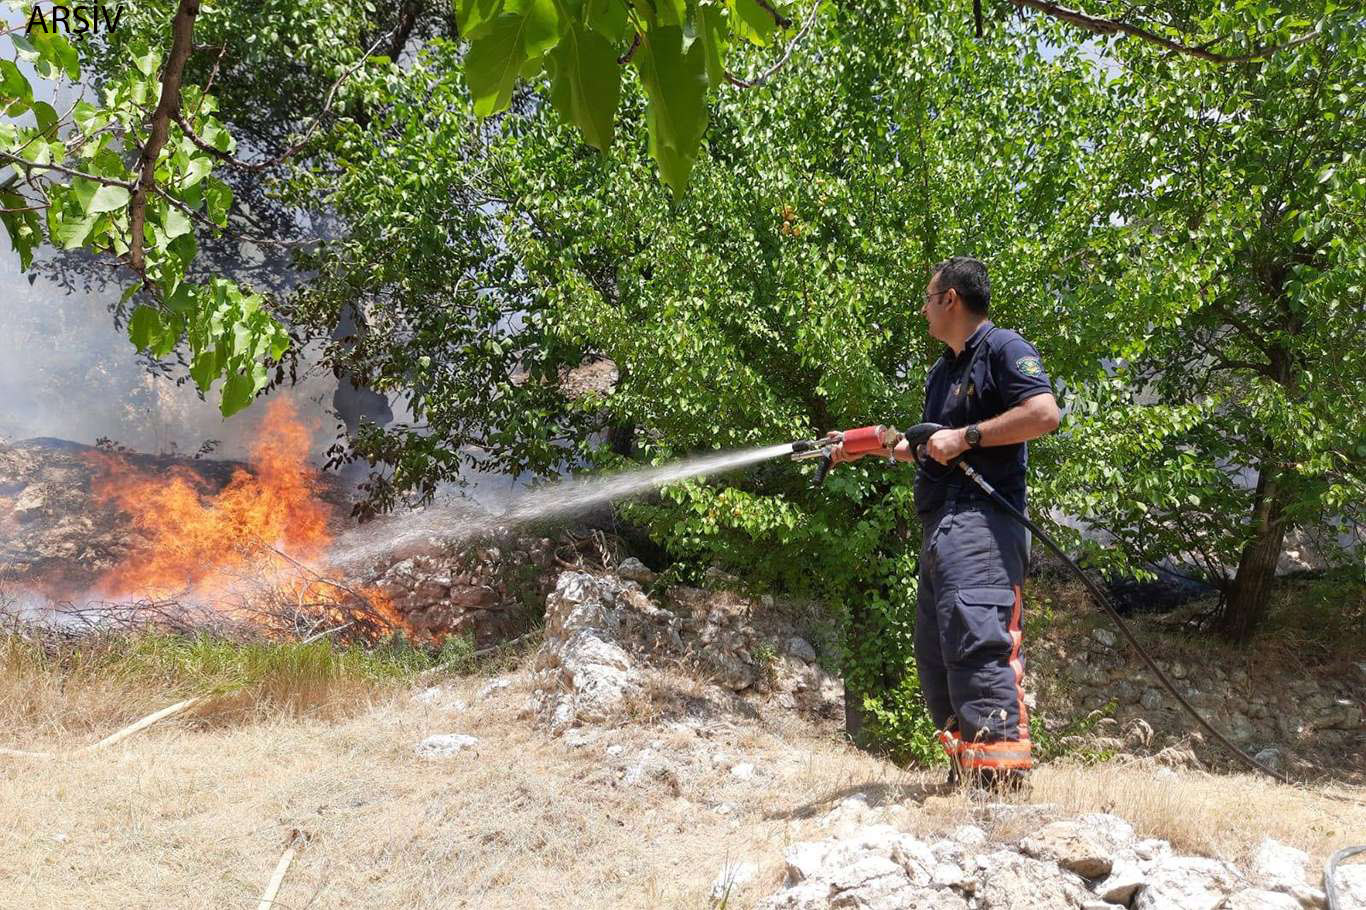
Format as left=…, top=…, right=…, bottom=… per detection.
left=932, top=256, right=990, bottom=315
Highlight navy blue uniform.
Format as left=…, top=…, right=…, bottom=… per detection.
left=912, top=321, right=1052, bottom=772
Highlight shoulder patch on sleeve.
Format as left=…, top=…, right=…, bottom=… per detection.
left=1015, top=356, right=1043, bottom=376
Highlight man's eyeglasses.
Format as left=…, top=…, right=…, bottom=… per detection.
left=924, top=290, right=952, bottom=306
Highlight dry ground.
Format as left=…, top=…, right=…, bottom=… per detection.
left=2, top=658, right=1364, bottom=910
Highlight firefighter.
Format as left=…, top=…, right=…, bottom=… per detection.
left=832, top=256, right=1060, bottom=788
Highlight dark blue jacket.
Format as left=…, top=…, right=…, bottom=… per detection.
left=914, top=320, right=1052, bottom=515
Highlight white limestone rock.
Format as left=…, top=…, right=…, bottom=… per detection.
left=1134, top=856, right=1240, bottom=910
left=415, top=733, right=479, bottom=757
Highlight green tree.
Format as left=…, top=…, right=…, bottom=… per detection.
left=1038, top=13, right=1366, bottom=641
left=278, top=0, right=1121, bottom=754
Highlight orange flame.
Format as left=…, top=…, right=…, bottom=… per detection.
left=86, top=399, right=414, bottom=640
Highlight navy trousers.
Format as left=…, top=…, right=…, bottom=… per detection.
left=914, top=489, right=1033, bottom=769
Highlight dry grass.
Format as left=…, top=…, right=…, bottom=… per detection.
left=1023, top=761, right=1366, bottom=865
left=1, top=638, right=1363, bottom=909
left=0, top=628, right=450, bottom=748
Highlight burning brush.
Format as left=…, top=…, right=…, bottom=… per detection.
left=68, top=399, right=416, bottom=644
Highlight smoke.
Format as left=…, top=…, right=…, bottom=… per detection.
left=0, top=255, right=344, bottom=458
left=0, top=39, right=362, bottom=461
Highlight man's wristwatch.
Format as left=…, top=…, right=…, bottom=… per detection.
left=964, top=424, right=983, bottom=449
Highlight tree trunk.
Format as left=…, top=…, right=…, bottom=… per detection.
left=1216, top=463, right=1289, bottom=643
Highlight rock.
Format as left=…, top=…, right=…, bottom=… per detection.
left=817, top=794, right=873, bottom=833
left=708, top=648, right=759, bottom=691
left=622, top=746, right=678, bottom=790
left=710, top=861, right=759, bottom=900
left=1078, top=813, right=1136, bottom=852
left=476, top=677, right=511, bottom=699
left=528, top=573, right=641, bottom=732
left=1140, top=688, right=1164, bottom=711
left=562, top=728, right=599, bottom=748
left=731, top=762, right=757, bottom=780
left=616, top=557, right=657, bottom=584
left=786, top=635, right=818, bottom=663
left=1091, top=627, right=1119, bottom=649
left=415, top=733, right=479, bottom=757
left=1251, top=839, right=1310, bottom=898
left=1335, top=863, right=1366, bottom=910
left=762, top=826, right=957, bottom=910
left=1020, top=820, right=1113, bottom=879
left=952, top=825, right=988, bottom=847
left=931, top=860, right=971, bottom=890
left=412, top=686, right=467, bottom=711
left=1132, top=839, right=1172, bottom=863
left=1230, top=712, right=1257, bottom=743
left=1096, top=856, right=1146, bottom=905
left=1226, top=890, right=1304, bottom=910
left=976, top=849, right=1083, bottom=909
left=704, top=566, right=741, bottom=588
left=1254, top=747, right=1286, bottom=774
left=1312, top=699, right=1361, bottom=731
left=1134, top=856, right=1239, bottom=910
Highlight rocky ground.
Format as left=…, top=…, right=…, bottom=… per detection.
left=1021, top=571, right=1365, bottom=783
left=2, top=561, right=1363, bottom=908
left=504, top=568, right=1365, bottom=910
left=4, top=440, right=1365, bottom=907
left=380, top=566, right=1366, bottom=910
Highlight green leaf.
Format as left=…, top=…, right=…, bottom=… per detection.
left=132, top=43, right=160, bottom=78
left=88, top=184, right=131, bottom=214
left=0, top=60, right=33, bottom=112
left=729, top=0, right=777, bottom=46
left=457, top=0, right=506, bottom=40
left=53, top=212, right=98, bottom=248
left=198, top=118, right=235, bottom=153
left=465, top=0, right=563, bottom=117
left=204, top=178, right=233, bottom=226
left=585, top=0, right=628, bottom=41
left=31, top=101, right=58, bottom=136
left=189, top=350, right=220, bottom=391
left=164, top=204, right=193, bottom=239
left=220, top=370, right=256, bottom=416
left=655, top=0, right=686, bottom=27
left=269, top=330, right=290, bottom=360
left=697, top=3, right=729, bottom=88
left=183, top=155, right=214, bottom=188
left=72, top=100, right=103, bottom=132
left=633, top=26, right=709, bottom=194
left=30, top=30, right=79, bottom=81
left=547, top=18, right=621, bottom=151
left=128, top=306, right=165, bottom=350
left=9, top=34, right=38, bottom=61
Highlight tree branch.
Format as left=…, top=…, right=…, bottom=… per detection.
left=1008, top=0, right=1324, bottom=64
left=752, top=0, right=792, bottom=29
left=129, top=0, right=201, bottom=274
left=617, top=32, right=641, bottom=65
left=0, top=151, right=138, bottom=190
left=726, top=0, right=819, bottom=89
left=171, top=26, right=396, bottom=173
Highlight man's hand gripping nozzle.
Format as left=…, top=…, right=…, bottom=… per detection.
left=789, top=424, right=933, bottom=486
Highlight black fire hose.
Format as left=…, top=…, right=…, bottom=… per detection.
left=893, top=421, right=1293, bottom=783
left=803, top=421, right=1363, bottom=896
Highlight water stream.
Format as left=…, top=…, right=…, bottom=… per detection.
left=329, top=442, right=797, bottom=569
